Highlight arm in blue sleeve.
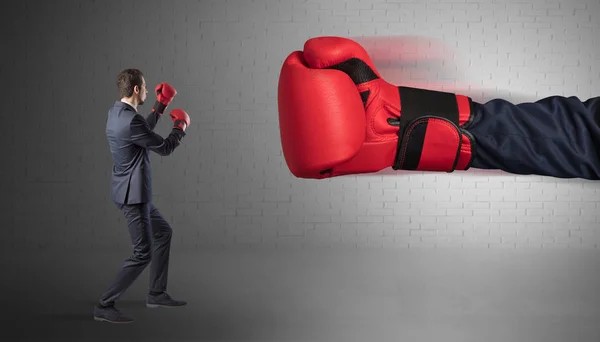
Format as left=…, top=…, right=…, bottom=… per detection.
left=130, top=113, right=185, bottom=156
left=145, top=100, right=168, bottom=131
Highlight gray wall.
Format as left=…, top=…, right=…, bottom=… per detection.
left=3, top=1, right=600, bottom=341
left=2, top=0, right=600, bottom=252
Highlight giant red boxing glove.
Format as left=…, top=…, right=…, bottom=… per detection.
left=277, top=36, right=476, bottom=179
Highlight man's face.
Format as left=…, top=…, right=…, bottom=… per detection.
left=136, top=77, right=148, bottom=105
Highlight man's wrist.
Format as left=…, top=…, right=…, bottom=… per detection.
left=152, top=100, right=168, bottom=115
left=171, top=127, right=186, bottom=139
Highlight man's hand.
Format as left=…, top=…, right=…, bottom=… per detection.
left=170, top=109, right=190, bottom=131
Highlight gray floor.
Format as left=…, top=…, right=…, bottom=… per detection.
left=1, top=247, right=599, bottom=342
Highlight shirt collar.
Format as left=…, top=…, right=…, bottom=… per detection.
left=120, top=99, right=137, bottom=112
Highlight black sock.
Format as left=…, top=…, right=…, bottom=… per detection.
left=98, top=302, right=113, bottom=308
left=149, top=291, right=163, bottom=296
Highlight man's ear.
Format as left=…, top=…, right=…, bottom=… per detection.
left=133, top=85, right=139, bottom=94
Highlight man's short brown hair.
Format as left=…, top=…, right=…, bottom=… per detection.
left=116, top=68, right=144, bottom=98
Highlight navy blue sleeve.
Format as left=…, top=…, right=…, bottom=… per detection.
left=467, top=95, right=600, bottom=180
left=130, top=113, right=185, bottom=156
left=145, top=110, right=160, bottom=131
left=145, top=100, right=168, bottom=131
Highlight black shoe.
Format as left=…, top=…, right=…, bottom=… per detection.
left=93, top=304, right=134, bottom=323
left=146, top=292, right=187, bottom=308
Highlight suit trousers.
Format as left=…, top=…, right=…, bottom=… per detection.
left=99, top=202, right=173, bottom=307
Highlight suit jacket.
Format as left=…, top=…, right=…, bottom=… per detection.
left=105, top=100, right=186, bottom=205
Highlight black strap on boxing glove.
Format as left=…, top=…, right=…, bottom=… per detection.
left=151, top=100, right=168, bottom=115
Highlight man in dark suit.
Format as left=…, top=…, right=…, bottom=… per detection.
left=94, top=68, right=191, bottom=323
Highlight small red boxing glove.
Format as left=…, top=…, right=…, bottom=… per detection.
left=152, top=82, right=177, bottom=115
left=169, top=108, right=190, bottom=131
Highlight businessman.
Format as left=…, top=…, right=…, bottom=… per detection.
left=94, top=68, right=191, bottom=323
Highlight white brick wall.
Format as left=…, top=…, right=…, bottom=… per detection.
left=3, top=0, right=599, bottom=250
